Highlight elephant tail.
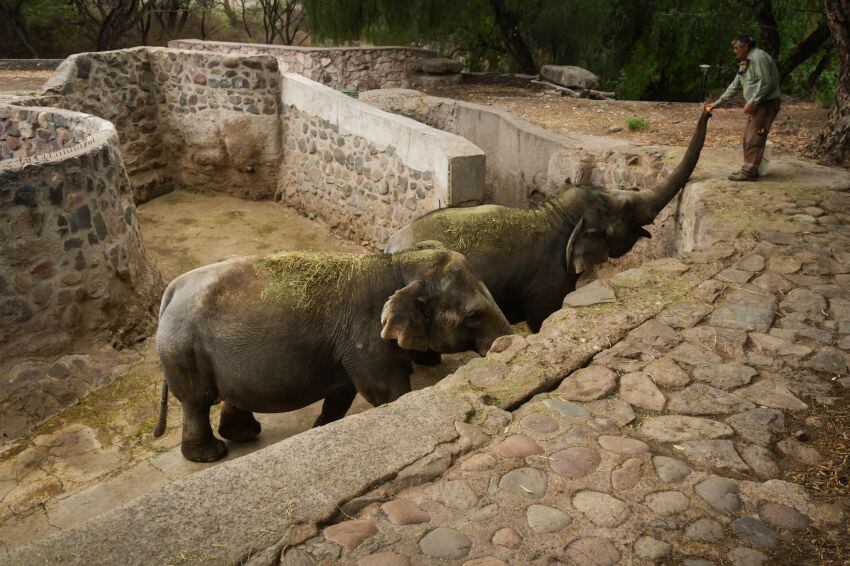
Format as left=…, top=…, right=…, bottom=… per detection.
left=153, top=379, right=169, bottom=437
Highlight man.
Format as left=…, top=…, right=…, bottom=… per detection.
left=705, top=34, right=781, bottom=181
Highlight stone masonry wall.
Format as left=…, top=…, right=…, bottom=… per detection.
left=41, top=47, right=281, bottom=202
left=169, top=39, right=436, bottom=91
left=0, top=105, right=162, bottom=364
left=279, top=73, right=485, bottom=247
left=0, top=106, right=87, bottom=159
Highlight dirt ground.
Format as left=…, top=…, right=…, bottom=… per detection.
left=423, top=84, right=830, bottom=158
left=0, top=70, right=52, bottom=94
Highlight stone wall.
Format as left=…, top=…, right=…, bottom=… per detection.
left=0, top=106, right=87, bottom=159
left=279, top=73, right=485, bottom=245
left=41, top=47, right=281, bottom=202
left=0, top=105, right=162, bottom=364
left=169, top=39, right=436, bottom=91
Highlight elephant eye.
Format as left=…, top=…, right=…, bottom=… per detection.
left=465, top=311, right=483, bottom=327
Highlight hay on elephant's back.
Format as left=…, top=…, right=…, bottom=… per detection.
left=436, top=209, right=549, bottom=253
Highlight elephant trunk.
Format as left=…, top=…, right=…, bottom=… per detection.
left=633, top=110, right=711, bottom=226
left=475, top=311, right=514, bottom=356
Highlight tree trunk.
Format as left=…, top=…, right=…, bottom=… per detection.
left=780, top=21, right=831, bottom=80
left=746, top=0, right=781, bottom=58
left=807, top=46, right=832, bottom=91
left=488, top=0, right=538, bottom=74
left=813, top=0, right=850, bottom=165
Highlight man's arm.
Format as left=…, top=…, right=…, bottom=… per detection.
left=749, top=54, right=779, bottom=105
left=713, top=73, right=742, bottom=107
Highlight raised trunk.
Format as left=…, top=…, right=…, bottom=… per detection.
left=634, top=110, right=712, bottom=225
left=813, top=0, right=850, bottom=165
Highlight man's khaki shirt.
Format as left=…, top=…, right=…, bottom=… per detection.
left=715, top=47, right=781, bottom=106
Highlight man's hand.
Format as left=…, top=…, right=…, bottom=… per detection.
left=704, top=102, right=717, bottom=112
left=743, top=103, right=755, bottom=113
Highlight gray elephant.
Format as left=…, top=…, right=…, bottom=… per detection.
left=153, top=245, right=511, bottom=462
left=386, top=110, right=712, bottom=332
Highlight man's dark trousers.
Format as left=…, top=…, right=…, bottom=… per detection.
left=741, top=98, right=781, bottom=177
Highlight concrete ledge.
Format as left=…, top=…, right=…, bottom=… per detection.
left=282, top=73, right=485, bottom=206
left=6, top=388, right=473, bottom=565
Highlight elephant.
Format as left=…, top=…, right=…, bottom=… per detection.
left=153, top=244, right=512, bottom=462
left=386, top=110, right=712, bottom=332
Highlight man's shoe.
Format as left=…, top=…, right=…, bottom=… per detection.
left=728, top=172, right=758, bottom=182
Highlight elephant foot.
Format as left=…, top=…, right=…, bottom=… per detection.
left=181, top=437, right=227, bottom=463
left=218, top=405, right=262, bottom=443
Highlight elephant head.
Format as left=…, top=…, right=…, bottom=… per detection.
left=381, top=243, right=512, bottom=356
left=565, top=110, right=712, bottom=273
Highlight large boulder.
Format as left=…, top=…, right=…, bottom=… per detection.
left=540, top=65, right=600, bottom=90
left=408, top=57, right=464, bottom=75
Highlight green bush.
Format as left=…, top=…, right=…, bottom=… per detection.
left=627, top=117, right=649, bottom=131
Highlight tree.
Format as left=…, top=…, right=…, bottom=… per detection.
left=813, top=0, right=850, bottom=164
left=69, top=0, right=150, bottom=51
left=0, top=0, right=39, bottom=57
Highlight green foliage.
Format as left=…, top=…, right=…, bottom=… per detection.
left=627, top=116, right=649, bottom=131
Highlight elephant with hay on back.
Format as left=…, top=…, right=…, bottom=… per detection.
left=386, top=110, right=712, bottom=333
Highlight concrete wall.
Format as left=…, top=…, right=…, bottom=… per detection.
left=0, top=105, right=163, bottom=431
left=279, top=74, right=484, bottom=244
left=169, top=39, right=436, bottom=91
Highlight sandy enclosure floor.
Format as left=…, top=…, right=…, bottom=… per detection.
left=0, top=70, right=52, bottom=94
left=0, top=192, right=475, bottom=551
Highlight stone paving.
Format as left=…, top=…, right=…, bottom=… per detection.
left=279, top=176, right=850, bottom=564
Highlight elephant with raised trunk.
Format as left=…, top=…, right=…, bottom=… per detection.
left=154, top=245, right=511, bottom=462
left=387, top=110, right=712, bottom=332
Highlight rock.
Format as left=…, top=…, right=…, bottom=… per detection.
left=681, top=327, right=748, bottom=359
left=491, top=527, right=521, bottom=549
left=667, top=384, right=755, bottom=415
left=725, top=408, right=785, bottom=446
left=543, top=398, right=591, bottom=419
left=597, top=435, right=649, bottom=454
left=829, top=297, right=850, bottom=321
left=731, top=517, right=777, bottom=550
left=556, top=366, right=617, bottom=401
left=526, top=504, right=572, bottom=534
left=734, top=379, right=807, bottom=411
left=780, top=289, right=827, bottom=318
left=585, top=398, right=636, bottom=426
left=639, top=415, right=733, bottom=442
left=611, top=457, right=642, bottom=491
left=566, top=537, right=621, bottom=566
left=462, top=557, right=505, bottom=566
left=776, top=438, right=822, bottom=466
left=539, top=64, right=600, bottom=89
left=572, top=491, right=631, bottom=527
left=738, top=444, right=780, bottom=478
left=461, top=454, right=497, bottom=471
left=407, top=57, right=463, bottom=75
left=652, top=456, right=692, bottom=483
left=499, top=467, right=547, bottom=499
left=752, top=272, right=794, bottom=294
left=324, top=520, right=378, bottom=550
left=564, top=280, right=616, bottom=307
left=381, top=499, right=430, bottom=525
left=550, top=447, right=600, bottom=478
left=686, top=518, right=724, bottom=541
left=634, top=536, right=672, bottom=560
left=768, top=255, right=802, bottom=274
left=281, top=549, right=318, bottom=565
left=488, top=334, right=528, bottom=362
left=736, top=254, right=766, bottom=272
left=807, top=346, right=848, bottom=374
left=619, top=372, right=666, bottom=411
left=625, top=319, right=682, bottom=350
left=759, top=502, right=810, bottom=531
left=607, top=126, right=623, bottom=133
left=658, top=302, right=711, bottom=329
left=494, top=435, right=544, bottom=458
left=357, top=552, right=410, bottom=566
left=681, top=439, right=750, bottom=472
left=668, top=342, right=723, bottom=367
left=419, top=527, right=471, bottom=559
left=423, top=480, right=479, bottom=509
left=717, top=268, right=754, bottom=285
left=521, top=413, right=559, bottom=434
left=727, top=547, right=768, bottom=566
left=694, top=279, right=727, bottom=303
left=710, top=303, right=775, bottom=332
left=644, top=490, right=691, bottom=516
left=695, top=476, right=742, bottom=514
left=644, top=357, right=690, bottom=388
left=692, top=363, right=757, bottom=390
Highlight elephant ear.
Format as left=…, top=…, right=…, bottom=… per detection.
left=380, top=280, right=429, bottom=351
left=409, top=240, right=447, bottom=251
left=565, top=218, right=585, bottom=273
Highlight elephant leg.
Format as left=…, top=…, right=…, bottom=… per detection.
left=523, top=279, right=574, bottom=332
left=313, top=383, right=357, bottom=427
left=181, top=402, right=227, bottom=463
left=218, top=403, right=262, bottom=442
